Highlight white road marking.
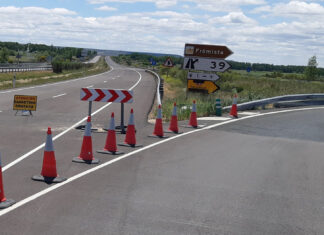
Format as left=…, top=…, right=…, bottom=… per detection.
left=1, top=106, right=324, bottom=217
left=198, top=117, right=231, bottom=121
left=0, top=111, right=2, bottom=113
left=103, top=81, right=107, bottom=83
left=238, top=111, right=260, bottom=116
left=52, top=93, right=66, bottom=99
left=86, top=85, right=94, bottom=88
left=2, top=67, right=141, bottom=173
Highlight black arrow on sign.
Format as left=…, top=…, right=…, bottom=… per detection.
left=185, top=58, right=198, bottom=69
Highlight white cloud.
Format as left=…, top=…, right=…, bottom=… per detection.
left=88, top=0, right=177, bottom=8
left=0, top=6, right=76, bottom=15
left=187, top=0, right=266, bottom=12
left=95, top=5, right=117, bottom=11
left=273, top=1, right=324, bottom=16
left=252, top=1, right=324, bottom=18
left=209, top=12, right=257, bottom=25
left=88, top=0, right=267, bottom=11
left=1, top=5, right=324, bottom=65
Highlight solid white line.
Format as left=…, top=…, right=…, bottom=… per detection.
left=1, top=106, right=324, bottom=217
left=2, top=67, right=141, bottom=172
left=198, top=117, right=230, bottom=121
left=52, top=93, right=66, bottom=99
left=239, top=111, right=260, bottom=115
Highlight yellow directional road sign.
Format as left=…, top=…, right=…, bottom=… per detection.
left=187, top=80, right=220, bottom=94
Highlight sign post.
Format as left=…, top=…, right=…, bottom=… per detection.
left=183, top=43, right=233, bottom=94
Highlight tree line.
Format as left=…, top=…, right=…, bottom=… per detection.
left=229, top=60, right=324, bottom=76
left=0, top=41, right=97, bottom=64
left=0, top=41, right=98, bottom=73
left=114, top=53, right=323, bottom=80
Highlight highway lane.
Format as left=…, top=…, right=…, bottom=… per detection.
left=0, top=57, right=157, bottom=168
left=1, top=107, right=324, bottom=234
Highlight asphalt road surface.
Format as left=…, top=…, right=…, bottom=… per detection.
left=1, top=59, right=324, bottom=234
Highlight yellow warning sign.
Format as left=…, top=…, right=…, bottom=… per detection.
left=13, top=95, right=37, bottom=111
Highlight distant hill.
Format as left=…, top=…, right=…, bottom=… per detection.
left=94, top=48, right=181, bottom=58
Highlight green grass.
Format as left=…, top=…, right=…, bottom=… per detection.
left=8, top=55, right=36, bottom=63
left=0, top=57, right=109, bottom=90
left=158, top=69, right=324, bottom=121
left=112, top=56, right=324, bottom=121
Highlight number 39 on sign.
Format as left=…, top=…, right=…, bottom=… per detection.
left=183, top=57, right=231, bottom=72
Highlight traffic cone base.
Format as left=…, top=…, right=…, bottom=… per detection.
left=32, top=175, right=67, bottom=184
left=164, top=130, right=183, bottom=134
left=72, top=156, right=100, bottom=164
left=148, top=134, right=169, bottom=139
left=118, top=143, right=143, bottom=148
left=0, top=198, right=15, bottom=209
left=75, top=125, right=99, bottom=132
left=96, top=149, right=124, bottom=155
left=180, top=124, right=205, bottom=129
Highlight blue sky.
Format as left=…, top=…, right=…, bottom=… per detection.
left=0, top=0, right=324, bottom=66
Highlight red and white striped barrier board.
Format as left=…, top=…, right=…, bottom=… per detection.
left=80, top=88, right=133, bottom=103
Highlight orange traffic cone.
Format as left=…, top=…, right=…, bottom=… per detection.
left=149, top=105, right=168, bottom=138
left=0, top=153, right=15, bottom=209
left=73, top=116, right=99, bottom=164
left=230, top=94, right=238, bottom=118
left=97, top=112, right=124, bottom=155
left=168, top=102, right=180, bottom=133
left=119, top=109, right=142, bottom=148
left=32, top=127, right=67, bottom=183
left=188, top=100, right=198, bottom=128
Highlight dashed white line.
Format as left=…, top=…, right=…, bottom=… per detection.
left=52, top=93, right=66, bottom=99
left=103, top=81, right=107, bottom=83
left=86, top=85, right=94, bottom=88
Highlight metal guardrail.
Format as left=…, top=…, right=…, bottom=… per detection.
left=0, top=63, right=52, bottom=73
left=223, top=94, right=324, bottom=111
left=145, top=69, right=162, bottom=105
